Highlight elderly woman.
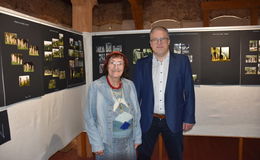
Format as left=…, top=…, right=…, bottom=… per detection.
left=85, top=51, right=142, bottom=160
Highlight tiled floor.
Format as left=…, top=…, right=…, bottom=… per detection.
left=49, top=148, right=94, bottom=160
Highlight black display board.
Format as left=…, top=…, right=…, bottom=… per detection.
left=240, top=30, right=260, bottom=84
left=92, top=35, right=125, bottom=80
left=0, top=12, right=86, bottom=106
left=66, top=32, right=86, bottom=87
left=170, top=32, right=201, bottom=84
left=93, top=29, right=259, bottom=85
left=200, top=31, right=240, bottom=85
left=124, top=34, right=151, bottom=79
left=42, top=26, right=68, bottom=93
left=0, top=13, right=44, bottom=105
left=0, top=110, right=11, bottom=145
left=92, top=33, right=201, bottom=83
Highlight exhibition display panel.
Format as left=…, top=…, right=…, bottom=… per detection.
left=170, top=32, right=201, bottom=84
left=92, top=28, right=260, bottom=85
left=0, top=7, right=87, bottom=160
left=240, top=30, right=260, bottom=84
left=200, top=31, right=240, bottom=85
left=0, top=13, right=44, bottom=105
left=0, top=110, right=10, bottom=145
left=0, top=12, right=86, bottom=105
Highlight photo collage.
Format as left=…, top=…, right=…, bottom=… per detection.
left=96, top=42, right=123, bottom=74
left=245, top=40, right=260, bottom=75
left=43, top=32, right=66, bottom=92
left=67, top=36, right=85, bottom=87
left=4, top=32, right=39, bottom=87
left=173, top=43, right=198, bottom=82
left=0, top=13, right=86, bottom=106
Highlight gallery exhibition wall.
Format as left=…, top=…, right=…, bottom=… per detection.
left=92, top=27, right=260, bottom=138
left=0, top=7, right=92, bottom=160
left=1, top=6, right=260, bottom=160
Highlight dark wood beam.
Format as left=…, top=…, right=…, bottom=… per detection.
left=128, top=0, right=144, bottom=30
left=201, top=0, right=260, bottom=27
left=201, top=0, right=260, bottom=10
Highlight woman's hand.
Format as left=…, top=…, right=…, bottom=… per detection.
left=94, top=150, right=104, bottom=156
left=134, top=144, right=141, bottom=149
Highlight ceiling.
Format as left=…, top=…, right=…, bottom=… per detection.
left=63, top=0, right=123, bottom=4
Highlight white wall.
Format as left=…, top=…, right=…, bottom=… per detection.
left=0, top=86, right=86, bottom=160
left=186, top=85, right=260, bottom=138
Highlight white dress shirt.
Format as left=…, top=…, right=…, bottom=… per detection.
left=152, top=52, right=170, bottom=115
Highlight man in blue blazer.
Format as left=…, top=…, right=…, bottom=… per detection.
left=134, top=26, right=195, bottom=160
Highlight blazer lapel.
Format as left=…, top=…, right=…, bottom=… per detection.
left=146, top=56, right=154, bottom=106
left=165, top=53, right=176, bottom=94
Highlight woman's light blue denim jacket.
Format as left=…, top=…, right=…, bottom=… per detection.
left=84, top=76, right=142, bottom=152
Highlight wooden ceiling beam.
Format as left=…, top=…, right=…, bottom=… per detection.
left=201, top=0, right=260, bottom=10
left=201, top=0, right=260, bottom=27
left=128, top=0, right=144, bottom=30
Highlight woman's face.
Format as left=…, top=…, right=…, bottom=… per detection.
left=107, top=56, right=124, bottom=79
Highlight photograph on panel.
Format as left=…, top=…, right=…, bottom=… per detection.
left=11, top=53, right=23, bottom=65
left=245, top=67, right=257, bottom=75
left=59, top=46, right=64, bottom=58
left=44, top=67, right=52, bottom=76
left=29, top=45, right=39, bottom=56
left=23, top=62, right=34, bottom=72
left=99, top=53, right=106, bottom=64
left=59, top=71, right=66, bottom=80
left=78, top=40, right=83, bottom=51
left=48, top=79, right=56, bottom=89
left=258, top=64, right=260, bottom=75
left=52, top=69, right=59, bottom=78
left=173, top=43, right=192, bottom=63
left=69, top=38, right=74, bottom=48
left=44, top=51, right=53, bottom=61
left=133, top=48, right=152, bottom=64
left=52, top=38, right=59, bottom=48
left=44, top=41, right=52, bottom=51
left=211, top=47, right=230, bottom=62
left=192, top=74, right=198, bottom=82
left=4, top=32, right=17, bottom=45
left=19, top=75, right=30, bottom=87
left=249, top=40, right=258, bottom=52
left=52, top=48, right=60, bottom=58
left=17, top=38, right=28, bottom=50
left=245, top=55, right=257, bottom=63
left=58, top=33, right=64, bottom=46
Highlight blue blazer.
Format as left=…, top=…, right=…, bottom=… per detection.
left=133, top=53, right=195, bottom=133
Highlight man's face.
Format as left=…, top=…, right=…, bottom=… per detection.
left=150, top=29, right=170, bottom=58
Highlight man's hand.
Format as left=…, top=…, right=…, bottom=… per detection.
left=183, top=123, right=194, bottom=132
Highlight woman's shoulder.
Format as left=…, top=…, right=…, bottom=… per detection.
left=122, top=78, right=135, bottom=87
left=91, top=76, right=107, bottom=87
left=122, top=78, right=133, bottom=84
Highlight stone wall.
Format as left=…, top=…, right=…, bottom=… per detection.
left=0, top=0, right=258, bottom=31
left=0, top=0, right=72, bottom=27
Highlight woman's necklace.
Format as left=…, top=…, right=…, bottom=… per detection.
left=106, top=76, right=122, bottom=89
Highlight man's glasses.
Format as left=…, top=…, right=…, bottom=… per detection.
left=150, top=37, right=169, bottom=44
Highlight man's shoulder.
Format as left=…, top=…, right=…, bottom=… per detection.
left=171, top=53, right=188, bottom=61
left=136, top=55, right=152, bottom=64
